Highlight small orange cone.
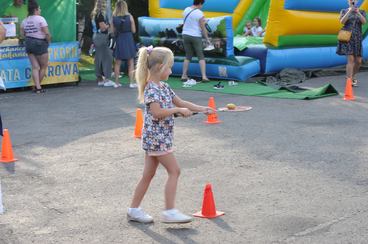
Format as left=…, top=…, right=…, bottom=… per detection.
left=204, top=97, right=221, bottom=124
left=133, top=108, right=143, bottom=138
left=0, top=129, right=17, bottom=163
left=193, top=183, right=224, bottom=218
left=343, top=78, right=355, bottom=101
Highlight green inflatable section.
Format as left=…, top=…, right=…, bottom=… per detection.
left=234, top=0, right=367, bottom=47
left=235, top=0, right=270, bottom=35
left=0, top=0, right=76, bottom=42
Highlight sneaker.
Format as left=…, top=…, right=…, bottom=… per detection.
left=352, top=79, right=358, bottom=87
left=204, top=44, right=215, bottom=51
left=162, top=209, right=192, bottom=224
left=127, top=208, right=154, bottom=223
left=228, top=81, right=238, bottom=86
left=97, top=81, right=105, bottom=86
left=129, top=83, right=138, bottom=88
left=112, top=72, right=123, bottom=78
left=113, top=83, right=122, bottom=88
left=213, top=82, right=224, bottom=89
left=103, top=80, right=116, bottom=87
left=182, top=79, right=197, bottom=87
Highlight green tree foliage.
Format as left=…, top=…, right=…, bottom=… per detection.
left=78, top=0, right=148, bottom=19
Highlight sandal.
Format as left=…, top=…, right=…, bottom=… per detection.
left=34, top=88, right=46, bottom=94
left=180, top=77, right=189, bottom=82
left=200, top=78, right=211, bottom=83
left=352, top=79, right=358, bottom=87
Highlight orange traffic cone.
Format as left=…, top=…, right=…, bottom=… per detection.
left=133, top=108, right=143, bottom=138
left=343, top=78, right=355, bottom=101
left=0, top=129, right=17, bottom=163
left=204, top=97, right=221, bottom=124
left=193, top=183, right=224, bottom=218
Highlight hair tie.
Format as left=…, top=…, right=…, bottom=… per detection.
left=146, top=45, right=153, bottom=55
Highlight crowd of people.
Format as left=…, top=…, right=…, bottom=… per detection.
left=90, top=0, right=137, bottom=88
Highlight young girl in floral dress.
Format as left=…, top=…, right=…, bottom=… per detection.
left=128, top=46, right=213, bottom=223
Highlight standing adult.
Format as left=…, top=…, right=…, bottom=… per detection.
left=112, top=0, right=137, bottom=88
left=3, top=0, right=27, bottom=37
left=0, top=21, right=5, bottom=43
left=20, top=0, right=51, bottom=94
left=181, top=0, right=210, bottom=82
left=336, top=0, right=367, bottom=86
left=91, top=0, right=115, bottom=87
left=0, top=22, right=6, bottom=92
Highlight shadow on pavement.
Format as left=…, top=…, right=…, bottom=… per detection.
left=129, top=221, right=178, bottom=244
left=166, top=227, right=199, bottom=244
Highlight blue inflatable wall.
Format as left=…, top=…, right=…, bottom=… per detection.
left=138, top=16, right=234, bottom=57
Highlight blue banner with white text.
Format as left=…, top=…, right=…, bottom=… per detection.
left=0, top=42, right=80, bottom=89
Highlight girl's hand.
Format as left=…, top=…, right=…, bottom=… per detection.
left=202, top=106, right=215, bottom=115
left=178, top=108, right=193, bottom=117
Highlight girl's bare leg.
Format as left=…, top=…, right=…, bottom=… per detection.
left=157, top=153, right=180, bottom=210
left=130, top=155, right=159, bottom=208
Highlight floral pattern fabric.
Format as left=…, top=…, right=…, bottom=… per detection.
left=336, top=9, right=366, bottom=57
left=142, top=81, right=176, bottom=153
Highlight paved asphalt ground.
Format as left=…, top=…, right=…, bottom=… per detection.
left=1, top=72, right=368, bottom=244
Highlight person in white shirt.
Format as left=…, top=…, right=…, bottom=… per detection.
left=181, top=0, right=210, bottom=82
left=251, top=17, right=264, bottom=37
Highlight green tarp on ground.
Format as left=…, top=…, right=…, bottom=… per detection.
left=79, top=66, right=339, bottom=100
left=166, top=78, right=339, bottom=100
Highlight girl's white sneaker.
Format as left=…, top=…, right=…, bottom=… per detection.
left=129, top=83, right=138, bottom=88
left=162, top=209, right=192, bottom=223
left=127, top=208, right=154, bottom=223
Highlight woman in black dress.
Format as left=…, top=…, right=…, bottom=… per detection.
left=336, top=0, right=366, bottom=86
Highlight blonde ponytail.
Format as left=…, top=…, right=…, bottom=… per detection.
left=135, top=46, right=174, bottom=103
left=136, top=47, right=149, bottom=103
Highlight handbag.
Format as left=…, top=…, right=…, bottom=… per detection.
left=108, top=33, right=116, bottom=50
left=176, top=8, right=198, bottom=34
left=337, top=29, right=352, bottom=42
left=337, top=18, right=356, bottom=42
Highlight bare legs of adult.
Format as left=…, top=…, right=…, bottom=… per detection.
left=114, top=58, right=122, bottom=86
left=346, top=55, right=355, bottom=80
left=352, top=56, right=362, bottom=86
left=181, top=59, right=190, bottom=81
left=127, top=58, right=136, bottom=88
left=28, top=53, right=48, bottom=93
left=199, top=59, right=209, bottom=82
left=37, top=53, right=49, bottom=85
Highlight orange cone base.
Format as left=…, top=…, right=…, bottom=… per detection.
left=204, top=120, right=222, bottom=124
left=193, top=210, right=224, bottom=218
left=133, top=135, right=141, bottom=139
left=0, top=158, right=18, bottom=163
left=343, top=96, right=355, bottom=101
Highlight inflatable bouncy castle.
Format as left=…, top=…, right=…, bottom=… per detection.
left=140, top=0, right=368, bottom=81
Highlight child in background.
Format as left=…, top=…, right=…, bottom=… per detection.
left=251, top=17, right=264, bottom=37
left=128, top=46, right=213, bottom=224
left=243, top=21, right=252, bottom=36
